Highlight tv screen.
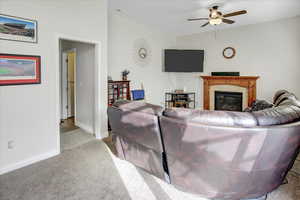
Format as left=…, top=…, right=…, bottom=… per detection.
left=164, top=49, right=204, bottom=72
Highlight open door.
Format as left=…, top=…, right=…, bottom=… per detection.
left=67, top=51, right=76, bottom=117
left=61, top=50, right=76, bottom=120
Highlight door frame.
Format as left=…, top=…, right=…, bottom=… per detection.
left=62, top=49, right=77, bottom=120
left=56, top=34, right=107, bottom=154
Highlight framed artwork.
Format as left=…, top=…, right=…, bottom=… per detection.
left=0, top=14, right=37, bottom=43
left=0, top=54, right=41, bottom=86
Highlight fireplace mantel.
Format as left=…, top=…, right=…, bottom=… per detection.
left=201, top=76, right=259, bottom=110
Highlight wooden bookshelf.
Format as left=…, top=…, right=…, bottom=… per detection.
left=108, top=80, right=131, bottom=106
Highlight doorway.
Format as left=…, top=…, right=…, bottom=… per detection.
left=59, top=39, right=96, bottom=151
left=61, top=49, right=77, bottom=133
left=66, top=50, right=76, bottom=119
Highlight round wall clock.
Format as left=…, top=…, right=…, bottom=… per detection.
left=138, top=48, right=147, bottom=59
left=133, top=38, right=151, bottom=67
left=223, top=47, right=236, bottom=59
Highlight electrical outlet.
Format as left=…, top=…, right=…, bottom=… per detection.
left=8, top=140, right=14, bottom=149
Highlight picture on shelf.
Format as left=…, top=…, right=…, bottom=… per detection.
left=0, top=54, right=41, bottom=86
left=0, top=14, right=37, bottom=43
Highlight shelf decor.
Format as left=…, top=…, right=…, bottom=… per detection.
left=121, top=69, right=130, bottom=81
left=0, top=54, right=41, bottom=86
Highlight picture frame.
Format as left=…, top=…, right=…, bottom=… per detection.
left=0, top=13, right=38, bottom=43
left=0, top=54, right=41, bottom=86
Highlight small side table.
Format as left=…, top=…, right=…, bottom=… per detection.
left=165, top=92, right=195, bottom=109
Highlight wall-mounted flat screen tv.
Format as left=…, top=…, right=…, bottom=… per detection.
left=164, top=49, right=204, bottom=72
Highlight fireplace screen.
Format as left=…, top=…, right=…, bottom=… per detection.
left=215, top=91, right=243, bottom=111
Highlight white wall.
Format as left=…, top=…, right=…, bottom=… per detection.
left=61, top=40, right=95, bottom=134
left=0, top=0, right=108, bottom=174
left=108, top=12, right=177, bottom=106
left=176, top=16, right=300, bottom=108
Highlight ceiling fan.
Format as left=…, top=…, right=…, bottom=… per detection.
left=188, top=6, right=247, bottom=27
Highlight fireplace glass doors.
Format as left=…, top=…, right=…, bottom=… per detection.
left=215, top=91, right=243, bottom=111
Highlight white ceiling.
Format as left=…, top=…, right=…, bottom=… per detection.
left=109, top=0, right=300, bottom=36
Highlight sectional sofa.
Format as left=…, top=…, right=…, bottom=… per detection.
left=107, top=90, right=300, bottom=200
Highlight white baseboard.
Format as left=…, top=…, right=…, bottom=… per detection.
left=75, top=120, right=93, bottom=134
left=97, top=131, right=109, bottom=139
left=0, top=149, right=60, bottom=175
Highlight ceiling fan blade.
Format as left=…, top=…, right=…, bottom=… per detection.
left=223, top=10, right=247, bottom=18
left=188, top=18, right=209, bottom=21
left=222, top=18, right=235, bottom=24
left=201, top=22, right=209, bottom=27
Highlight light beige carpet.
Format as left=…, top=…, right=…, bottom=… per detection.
left=0, top=138, right=299, bottom=200
left=60, top=128, right=95, bottom=151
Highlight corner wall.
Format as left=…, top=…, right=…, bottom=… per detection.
left=175, top=16, right=300, bottom=108
left=108, top=12, right=177, bottom=106
left=0, top=0, right=108, bottom=174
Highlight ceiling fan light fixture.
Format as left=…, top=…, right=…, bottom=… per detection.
left=187, top=6, right=247, bottom=28
left=209, top=18, right=222, bottom=25
left=211, top=10, right=218, bottom=18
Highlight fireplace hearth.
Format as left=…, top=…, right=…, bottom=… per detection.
left=215, top=91, right=243, bottom=111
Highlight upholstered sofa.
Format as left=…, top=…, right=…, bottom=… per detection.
left=107, top=90, right=300, bottom=200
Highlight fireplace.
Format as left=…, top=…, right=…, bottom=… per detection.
left=215, top=91, right=243, bottom=111
left=201, top=76, right=259, bottom=110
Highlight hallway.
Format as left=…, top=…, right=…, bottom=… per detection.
left=60, top=118, right=95, bottom=151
